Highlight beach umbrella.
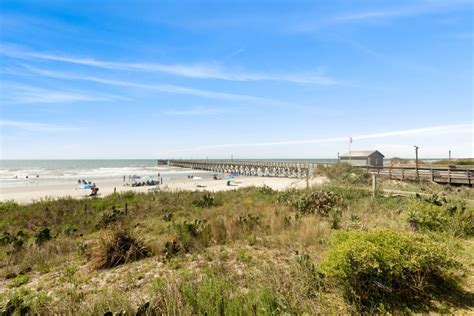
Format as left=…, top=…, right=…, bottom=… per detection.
left=83, top=184, right=92, bottom=189
left=141, top=176, right=154, bottom=181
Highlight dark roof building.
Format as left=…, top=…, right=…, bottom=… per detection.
left=339, top=150, right=385, bottom=167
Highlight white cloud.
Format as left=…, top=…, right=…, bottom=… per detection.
left=294, top=0, right=472, bottom=32
left=164, top=106, right=238, bottom=116
left=331, top=1, right=472, bottom=23
left=0, top=120, right=77, bottom=132
left=1, top=82, right=117, bottom=104
left=0, top=45, right=338, bottom=85
left=173, top=123, right=473, bottom=152
left=21, top=66, right=286, bottom=105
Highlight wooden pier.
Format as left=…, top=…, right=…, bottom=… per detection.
left=157, top=159, right=473, bottom=185
left=158, top=159, right=313, bottom=178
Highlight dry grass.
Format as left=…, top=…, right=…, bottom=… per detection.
left=90, top=227, right=150, bottom=270
left=0, top=185, right=472, bottom=314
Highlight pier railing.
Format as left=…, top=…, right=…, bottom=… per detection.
left=157, top=159, right=473, bottom=185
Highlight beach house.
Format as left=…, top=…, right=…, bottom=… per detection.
left=339, top=150, right=385, bottom=167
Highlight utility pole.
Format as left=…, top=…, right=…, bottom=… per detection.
left=414, top=145, right=419, bottom=182
left=231, top=154, right=233, bottom=162
left=449, top=150, right=451, bottom=161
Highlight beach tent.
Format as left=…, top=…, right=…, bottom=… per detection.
left=224, top=172, right=235, bottom=179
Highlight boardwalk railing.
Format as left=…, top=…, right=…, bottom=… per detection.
left=158, top=159, right=473, bottom=185
left=366, top=166, right=473, bottom=185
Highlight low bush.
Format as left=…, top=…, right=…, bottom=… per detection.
left=406, top=199, right=473, bottom=237
left=279, top=189, right=342, bottom=216
left=320, top=230, right=462, bottom=312
left=192, top=194, right=216, bottom=208
left=9, top=274, right=30, bottom=288
left=316, top=162, right=370, bottom=185
left=90, top=228, right=150, bottom=269
left=34, top=227, right=52, bottom=246
left=235, top=213, right=260, bottom=231
left=96, top=206, right=127, bottom=229
left=257, top=184, right=275, bottom=195
left=1, top=289, right=49, bottom=315
left=173, top=219, right=211, bottom=252
left=1, top=230, right=26, bottom=254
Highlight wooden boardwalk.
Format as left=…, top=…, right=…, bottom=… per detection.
left=367, top=166, right=473, bottom=185
left=158, top=159, right=473, bottom=185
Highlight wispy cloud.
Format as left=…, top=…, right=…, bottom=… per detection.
left=294, top=0, right=472, bottom=31
left=331, top=1, right=471, bottom=23
left=0, top=82, right=118, bottom=104
left=0, top=119, right=77, bottom=132
left=20, top=66, right=286, bottom=106
left=175, top=123, right=472, bottom=152
left=164, top=106, right=238, bottom=116
left=0, top=45, right=338, bottom=85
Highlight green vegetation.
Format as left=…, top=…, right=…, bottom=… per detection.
left=316, top=162, right=370, bottom=185
left=321, top=230, right=462, bottom=313
left=0, top=183, right=473, bottom=314
left=433, top=159, right=474, bottom=166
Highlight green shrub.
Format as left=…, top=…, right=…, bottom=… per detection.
left=1, top=230, right=26, bottom=254
left=1, top=289, right=49, bottom=315
left=279, top=189, right=342, bottom=216
left=316, top=163, right=370, bottom=185
left=320, top=230, right=462, bottom=312
left=192, top=194, right=216, bottom=208
left=96, top=206, right=126, bottom=229
left=257, top=184, right=275, bottom=195
left=406, top=199, right=474, bottom=237
left=235, top=214, right=260, bottom=231
left=34, top=227, right=52, bottom=246
left=174, top=219, right=211, bottom=252
left=9, top=274, right=30, bottom=288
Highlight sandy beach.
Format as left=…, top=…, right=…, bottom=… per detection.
left=0, top=174, right=327, bottom=204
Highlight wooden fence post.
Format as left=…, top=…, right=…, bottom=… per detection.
left=372, top=174, right=377, bottom=197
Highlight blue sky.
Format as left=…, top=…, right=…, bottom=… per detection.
left=0, top=0, right=472, bottom=159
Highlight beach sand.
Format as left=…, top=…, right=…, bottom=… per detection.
left=0, top=176, right=327, bottom=204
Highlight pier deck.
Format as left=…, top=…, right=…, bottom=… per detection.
left=158, top=159, right=473, bottom=185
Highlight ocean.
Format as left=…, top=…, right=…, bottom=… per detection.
left=0, top=159, right=341, bottom=188
left=0, top=158, right=445, bottom=191
left=0, top=159, right=201, bottom=188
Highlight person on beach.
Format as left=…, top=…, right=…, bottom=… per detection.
left=90, top=183, right=99, bottom=196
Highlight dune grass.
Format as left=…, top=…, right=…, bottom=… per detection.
left=0, top=182, right=473, bottom=314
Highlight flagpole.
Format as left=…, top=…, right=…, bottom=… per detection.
left=349, top=137, right=352, bottom=161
